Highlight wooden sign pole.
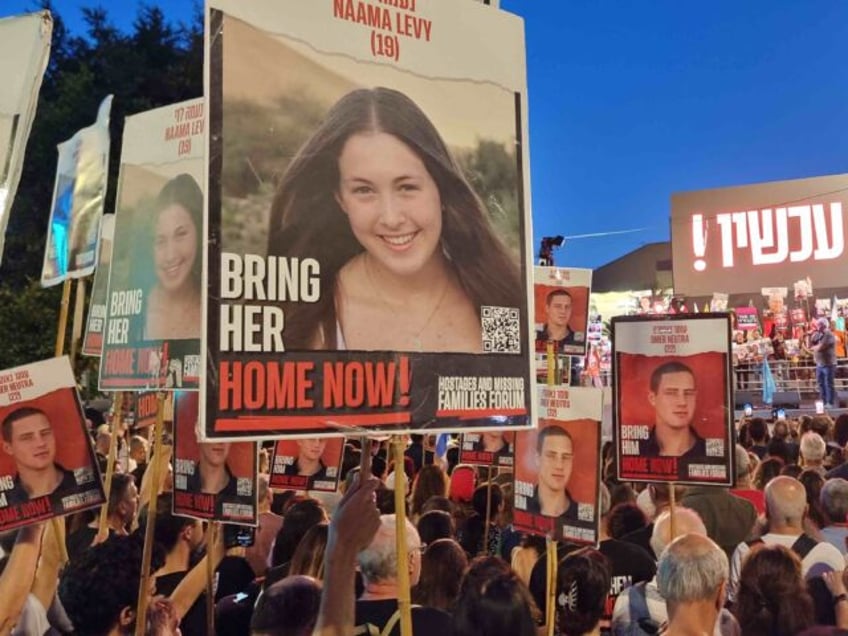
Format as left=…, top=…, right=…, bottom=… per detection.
left=97, top=392, right=125, bottom=537
left=135, top=394, right=166, bottom=636
left=391, top=436, right=413, bottom=636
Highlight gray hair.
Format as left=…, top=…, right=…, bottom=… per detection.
left=765, top=475, right=807, bottom=526
left=657, top=533, right=728, bottom=603
left=800, top=432, right=826, bottom=462
left=650, top=507, right=706, bottom=557
left=357, top=514, right=421, bottom=584
left=821, top=478, right=848, bottom=523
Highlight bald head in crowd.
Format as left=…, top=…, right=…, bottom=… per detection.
left=764, top=476, right=807, bottom=528
left=650, top=507, right=707, bottom=558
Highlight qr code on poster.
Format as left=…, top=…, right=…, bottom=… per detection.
left=481, top=306, right=521, bottom=353
left=706, top=438, right=724, bottom=457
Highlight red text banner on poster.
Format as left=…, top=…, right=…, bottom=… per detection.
left=172, top=392, right=257, bottom=526
left=612, top=314, right=734, bottom=486
left=0, top=357, right=105, bottom=531
left=269, top=438, right=344, bottom=492
left=512, top=386, right=602, bottom=544
left=460, top=429, right=515, bottom=468
left=201, top=0, right=533, bottom=439
left=99, top=98, right=204, bottom=391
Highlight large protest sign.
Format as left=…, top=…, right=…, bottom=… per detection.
left=513, top=387, right=602, bottom=543
left=202, top=0, right=533, bottom=438
left=81, top=214, right=115, bottom=357
left=460, top=428, right=515, bottom=468
left=99, top=98, right=204, bottom=390
left=613, top=314, right=734, bottom=486
left=269, top=437, right=344, bottom=492
left=0, top=357, right=105, bottom=531
left=41, top=95, right=112, bottom=288
left=0, top=11, right=51, bottom=267
left=172, top=392, right=257, bottom=525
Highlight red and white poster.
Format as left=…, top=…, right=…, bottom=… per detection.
left=201, top=0, right=533, bottom=439
left=613, top=314, right=734, bottom=486
left=81, top=214, right=115, bottom=357
left=172, top=392, right=257, bottom=525
left=269, top=438, right=344, bottom=492
left=513, top=387, right=601, bottom=543
left=460, top=429, right=515, bottom=468
left=533, top=267, right=592, bottom=357
left=0, top=357, right=104, bottom=531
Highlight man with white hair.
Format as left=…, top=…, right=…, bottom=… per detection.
left=355, top=514, right=450, bottom=634
left=820, top=478, right=848, bottom=555
left=611, top=508, right=739, bottom=635
left=657, top=534, right=729, bottom=636
left=728, top=475, right=845, bottom=603
left=800, top=431, right=827, bottom=475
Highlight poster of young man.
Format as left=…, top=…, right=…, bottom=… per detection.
left=172, top=392, right=257, bottom=525
left=0, top=11, right=51, bottom=267
left=269, top=437, right=343, bottom=492
left=41, top=95, right=112, bottom=288
left=460, top=428, right=515, bottom=468
left=99, top=98, right=204, bottom=390
left=534, top=267, right=592, bottom=356
left=0, top=356, right=105, bottom=531
left=81, top=214, right=115, bottom=357
left=613, top=314, right=734, bottom=486
left=513, top=386, right=601, bottom=543
left=201, top=0, right=533, bottom=439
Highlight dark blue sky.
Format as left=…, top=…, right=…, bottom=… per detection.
left=6, top=0, right=848, bottom=269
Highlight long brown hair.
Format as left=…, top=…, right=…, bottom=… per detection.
left=267, top=87, right=523, bottom=349
left=734, top=544, right=814, bottom=636
left=411, top=464, right=449, bottom=518
left=288, top=523, right=329, bottom=580
left=411, top=539, right=468, bottom=612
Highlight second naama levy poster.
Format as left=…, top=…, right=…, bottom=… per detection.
left=612, top=314, right=734, bottom=486
left=201, top=0, right=534, bottom=438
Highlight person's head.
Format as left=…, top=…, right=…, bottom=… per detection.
left=416, top=509, right=454, bottom=545
left=472, top=482, right=503, bottom=518
left=271, top=498, right=327, bottom=567
left=800, top=432, right=826, bottom=466
left=296, top=438, right=327, bottom=463
left=735, top=544, right=814, bottom=636
left=154, top=495, right=204, bottom=555
left=545, top=289, right=573, bottom=330
left=109, top=473, right=139, bottom=527
left=96, top=429, right=112, bottom=455
left=452, top=556, right=538, bottom=636
left=250, top=575, right=322, bottom=636
left=817, top=317, right=830, bottom=332
left=556, top=548, right=611, bottom=636
left=767, top=438, right=790, bottom=465
left=650, top=507, right=706, bottom=557
left=59, top=534, right=163, bottom=636
left=129, top=435, right=148, bottom=463
left=648, top=361, right=696, bottom=430
left=411, top=464, right=449, bottom=516
left=606, top=502, right=648, bottom=540
left=735, top=444, right=752, bottom=486
left=357, top=514, right=422, bottom=587
left=449, top=464, right=476, bottom=504
left=266, top=87, right=521, bottom=349
left=754, top=457, right=785, bottom=490
left=735, top=330, right=746, bottom=344
left=808, top=415, right=832, bottom=440
left=288, top=523, right=329, bottom=580
left=748, top=418, right=769, bottom=444
left=764, top=476, right=807, bottom=528
left=412, top=538, right=468, bottom=612
left=656, top=533, right=728, bottom=611
left=1, top=407, right=56, bottom=472
left=420, top=495, right=453, bottom=515
left=151, top=173, right=202, bottom=294
left=834, top=414, right=848, bottom=447
left=772, top=419, right=789, bottom=440
left=536, top=425, right=573, bottom=495
left=821, top=478, right=848, bottom=525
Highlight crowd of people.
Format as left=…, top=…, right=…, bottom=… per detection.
left=7, top=418, right=848, bottom=635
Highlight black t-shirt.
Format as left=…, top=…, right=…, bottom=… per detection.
left=215, top=555, right=256, bottom=602
left=620, top=522, right=656, bottom=559
left=598, top=538, right=657, bottom=630
left=66, top=526, right=99, bottom=562
left=355, top=599, right=450, bottom=636
left=156, top=570, right=208, bottom=636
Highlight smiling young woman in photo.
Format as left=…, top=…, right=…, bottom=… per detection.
left=144, top=173, right=203, bottom=340
left=267, top=87, right=522, bottom=353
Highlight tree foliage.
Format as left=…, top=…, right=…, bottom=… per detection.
left=0, top=2, right=202, bottom=373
